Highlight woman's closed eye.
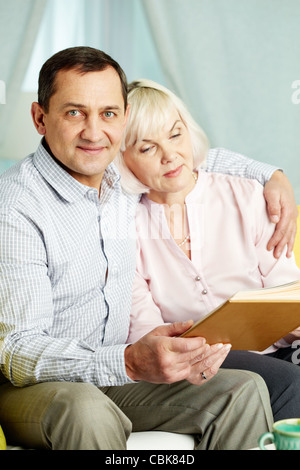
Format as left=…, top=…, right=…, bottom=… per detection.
left=140, top=145, right=156, bottom=154
left=170, top=131, right=182, bottom=140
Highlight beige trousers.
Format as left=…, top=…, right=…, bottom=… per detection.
left=0, top=369, right=272, bottom=450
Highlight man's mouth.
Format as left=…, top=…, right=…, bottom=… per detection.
left=77, top=146, right=105, bottom=156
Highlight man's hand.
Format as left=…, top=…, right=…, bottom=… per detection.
left=264, top=170, right=298, bottom=259
left=125, top=321, right=231, bottom=386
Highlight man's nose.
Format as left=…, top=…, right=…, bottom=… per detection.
left=81, top=116, right=105, bottom=142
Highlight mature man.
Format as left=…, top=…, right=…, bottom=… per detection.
left=0, top=47, right=297, bottom=450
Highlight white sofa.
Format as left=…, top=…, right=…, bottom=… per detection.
left=127, top=432, right=194, bottom=450
left=7, top=431, right=195, bottom=450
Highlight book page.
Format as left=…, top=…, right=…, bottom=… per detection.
left=231, top=280, right=300, bottom=302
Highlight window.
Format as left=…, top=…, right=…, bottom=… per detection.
left=22, top=0, right=165, bottom=92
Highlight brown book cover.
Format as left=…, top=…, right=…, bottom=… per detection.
left=181, top=280, right=300, bottom=351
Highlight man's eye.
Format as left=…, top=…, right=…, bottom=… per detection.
left=68, top=110, right=80, bottom=117
left=103, top=111, right=115, bottom=118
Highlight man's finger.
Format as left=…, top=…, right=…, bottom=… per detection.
left=152, top=320, right=194, bottom=338
left=265, top=192, right=281, bottom=224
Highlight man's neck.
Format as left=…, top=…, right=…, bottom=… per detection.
left=42, top=138, right=62, bottom=168
left=41, top=138, right=104, bottom=196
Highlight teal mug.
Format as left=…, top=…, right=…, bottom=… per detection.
left=259, top=419, right=300, bottom=450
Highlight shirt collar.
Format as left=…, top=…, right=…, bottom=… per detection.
left=33, top=140, right=121, bottom=203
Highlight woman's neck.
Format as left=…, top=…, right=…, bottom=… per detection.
left=146, top=171, right=198, bottom=259
left=146, top=171, right=198, bottom=207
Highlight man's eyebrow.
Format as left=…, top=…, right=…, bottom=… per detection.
left=61, top=103, right=123, bottom=111
left=61, top=103, right=86, bottom=110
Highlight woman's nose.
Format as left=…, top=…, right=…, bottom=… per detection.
left=161, top=145, right=177, bottom=163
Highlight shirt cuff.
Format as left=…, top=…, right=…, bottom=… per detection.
left=95, top=344, right=136, bottom=387
left=245, top=161, right=281, bottom=185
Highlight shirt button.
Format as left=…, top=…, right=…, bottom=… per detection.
left=202, top=289, right=208, bottom=295
left=87, top=189, right=96, bottom=200
left=195, top=276, right=201, bottom=281
left=109, top=375, right=116, bottom=384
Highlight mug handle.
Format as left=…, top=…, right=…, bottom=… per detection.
left=259, top=432, right=274, bottom=450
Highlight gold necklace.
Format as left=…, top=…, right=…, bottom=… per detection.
left=177, top=234, right=190, bottom=247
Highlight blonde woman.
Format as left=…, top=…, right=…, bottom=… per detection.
left=117, top=79, right=300, bottom=421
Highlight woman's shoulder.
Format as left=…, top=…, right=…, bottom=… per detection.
left=195, top=169, right=265, bottom=218
left=200, top=167, right=264, bottom=197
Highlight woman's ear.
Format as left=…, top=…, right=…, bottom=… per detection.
left=31, top=102, right=47, bottom=135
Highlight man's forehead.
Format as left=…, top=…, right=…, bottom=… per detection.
left=50, top=67, right=125, bottom=108
left=55, top=66, right=120, bottom=88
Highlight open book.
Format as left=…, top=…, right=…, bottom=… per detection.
left=181, top=280, right=300, bottom=351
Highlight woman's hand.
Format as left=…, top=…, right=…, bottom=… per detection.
left=264, top=170, right=298, bottom=259
left=187, top=341, right=231, bottom=385
left=281, top=327, right=300, bottom=345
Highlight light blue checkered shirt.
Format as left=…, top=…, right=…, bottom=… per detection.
left=0, top=142, right=139, bottom=387
left=0, top=143, right=277, bottom=387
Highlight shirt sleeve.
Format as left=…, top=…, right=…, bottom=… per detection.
left=0, top=211, right=132, bottom=387
left=206, top=148, right=280, bottom=185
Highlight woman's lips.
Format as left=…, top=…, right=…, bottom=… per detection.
left=164, top=165, right=183, bottom=178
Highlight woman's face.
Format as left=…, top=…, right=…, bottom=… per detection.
left=123, top=108, right=195, bottom=203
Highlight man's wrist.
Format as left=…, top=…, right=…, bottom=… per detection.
left=124, top=344, right=137, bottom=381
left=270, top=169, right=284, bottom=181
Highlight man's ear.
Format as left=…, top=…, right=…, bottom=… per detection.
left=31, top=102, right=47, bottom=135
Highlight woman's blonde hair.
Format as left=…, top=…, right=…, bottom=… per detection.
left=116, top=79, right=209, bottom=194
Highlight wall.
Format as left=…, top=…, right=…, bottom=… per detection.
left=1, top=92, right=40, bottom=164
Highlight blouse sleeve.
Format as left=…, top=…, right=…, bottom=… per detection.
left=253, top=184, right=300, bottom=286
left=252, top=184, right=300, bottom=350
left=127, top=270, right=166, bottom=343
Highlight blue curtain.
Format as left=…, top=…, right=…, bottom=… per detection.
left=1, top=0, right=300, bottom=202
left=142, top=0, right=300, bottom=203
left=0, top=0, right=46, bottom=149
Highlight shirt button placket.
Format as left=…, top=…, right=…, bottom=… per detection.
left=194, top=275, right=208, bottom=295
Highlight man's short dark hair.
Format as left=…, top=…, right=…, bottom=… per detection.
left=38, top=46, right=128, bottom=112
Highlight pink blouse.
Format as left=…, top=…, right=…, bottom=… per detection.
left=127, top=170, right=300, bottom=353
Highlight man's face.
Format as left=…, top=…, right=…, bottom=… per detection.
left=32, top=67, right=129, bottom=190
